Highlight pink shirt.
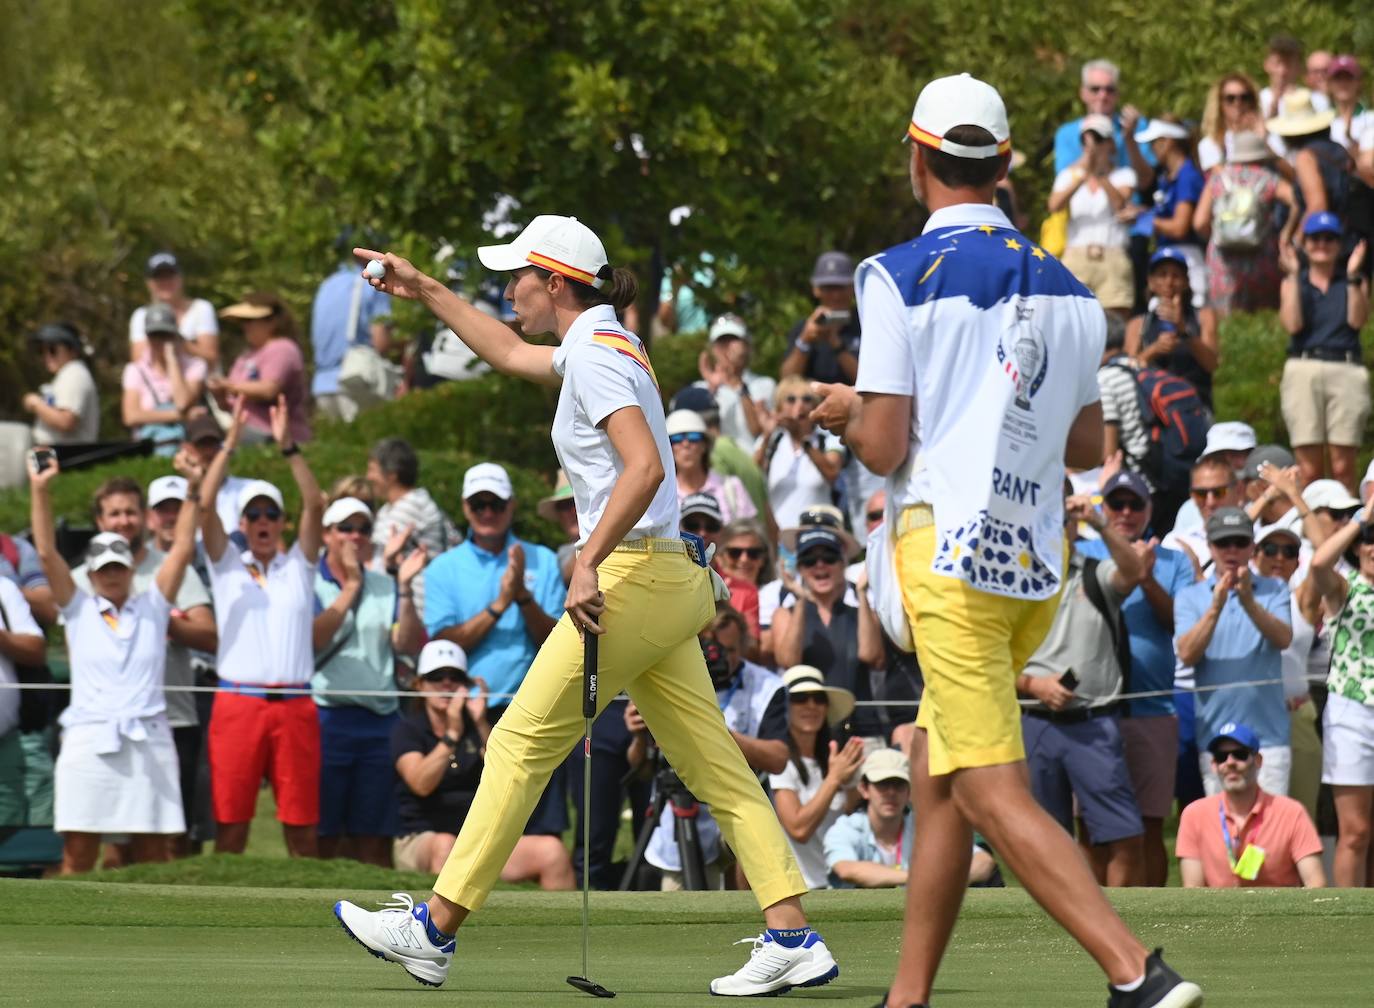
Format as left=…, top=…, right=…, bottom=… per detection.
left=678, top=471, right=757, bottom=524
left=122, top=352, right=207, bottom=411
left=228, top=338, right=311, bottom=444
left=1175, top=790, right=1321, bottom=887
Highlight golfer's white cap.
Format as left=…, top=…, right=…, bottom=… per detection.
left=477, top=215, right=610, bottom=290
left=237, top=479, right=284, bottom=515
left=147, top=475, right=188, bottom=508
left=905, top=73, right=1011, bottom=159
left=417, top=639, right=469, bottom=678
left=322, top=496, right=372, bottom=528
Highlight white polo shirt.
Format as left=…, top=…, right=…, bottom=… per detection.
left=59, top=585, right=174, bottom=754
left=0, top=579, right=42, bottom=737
left=551, top=305, right=678, bottom=545
left=208, top=542, right=315, bottom=686
left=855, top=203, right=1105, bottom=601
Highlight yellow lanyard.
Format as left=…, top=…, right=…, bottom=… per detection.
left=245, top=563, right=267, bottom=588
left=101, top=610, right=119, bottom=631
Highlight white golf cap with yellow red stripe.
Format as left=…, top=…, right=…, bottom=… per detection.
left=477, top=214, right=610, bottom=289
left=905, top=73, right=1011, bottom=160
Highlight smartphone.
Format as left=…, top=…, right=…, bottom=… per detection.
left=819, top=309, right=851, bottom=326
left=27, top=448, right=55, bottom=475
left=1059, top=669, right=1079, bottom=692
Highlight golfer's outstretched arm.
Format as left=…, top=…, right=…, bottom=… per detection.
left=354, top=248, right=559, bottom=388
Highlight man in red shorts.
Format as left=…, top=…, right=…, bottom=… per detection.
left=199, top=399, right=324, bottom=856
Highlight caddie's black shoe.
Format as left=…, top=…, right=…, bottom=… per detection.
left=1106, top=948, right=1203, bottom=1008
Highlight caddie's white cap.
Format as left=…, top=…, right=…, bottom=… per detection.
left=905, top=73, right=1011, bottom=159
left=1134, top=119, right=1191, bottom=144
left=322, top=496, right=372, bottom=528
left=477, top=215, right=610, bottom=290
left=417, top=639, right=469, bottom=678
left=237, top=479, right=285, bottom=515
left=1201, top=421, right=1256, bottom=458
left=462, top=462, right=513, bottom=501
left=147, top=475, right=188, bottom=508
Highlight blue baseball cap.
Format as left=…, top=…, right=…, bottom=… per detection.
left=1148, top=246, right=1189, bottom=271
left=1100, top=470, right=1152, bottom=505
left=1208, top=722, right=1260, bottom=755
left=1303, top=211, right=1342, bottom=237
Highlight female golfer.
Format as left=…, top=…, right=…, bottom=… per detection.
left=333, top=216, right=837, bottom=996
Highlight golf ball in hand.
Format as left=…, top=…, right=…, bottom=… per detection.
left=364, top=259, right=386, bottom=280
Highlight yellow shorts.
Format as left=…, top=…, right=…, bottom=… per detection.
left=894, top=521, right=1062, bottom=776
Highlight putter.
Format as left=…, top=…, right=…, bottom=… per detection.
left=567, top=629, right=615, bottom=999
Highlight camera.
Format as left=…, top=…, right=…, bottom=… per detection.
left=27, top=448, right=55, bottom=475
left=818, top=309, right=851, bottom=327
left=702, top=638, right=731, bottom=687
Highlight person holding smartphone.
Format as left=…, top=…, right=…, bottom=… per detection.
left=779, top=251, right=861, bottom=385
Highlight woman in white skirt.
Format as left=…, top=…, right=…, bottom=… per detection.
left=29, top=448, right=202, bottom=873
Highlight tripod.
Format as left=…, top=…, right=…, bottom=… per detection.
left=618, top=756, right=709, bottom=891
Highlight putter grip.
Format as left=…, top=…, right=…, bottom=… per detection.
left=583, top=632, right=598, bottom=719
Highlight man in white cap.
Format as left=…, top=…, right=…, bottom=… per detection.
left=1168, top=421, right=1256, bottom=535
left=694, top=313, right=774, bottom=450
left=812, top=74, right=1202, bottom=1008
left=198, top=399, right=324, bottom=857
left=780, top=250, right=862, bottom=385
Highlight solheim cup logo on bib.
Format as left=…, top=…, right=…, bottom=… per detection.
left=996, top=301, right=1048, bottom=411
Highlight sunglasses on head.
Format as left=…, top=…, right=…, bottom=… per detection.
left=785, top=394, right=818, bottom=406
left=1259, top=542, right=1300, bottom=559
left=724, top=546, right=765, bottom=561
left=467, top=496, right=507, bottom=514
left=1191, top=485, right=1231, bottom=500
left=1213, top=536, right=1251, bottom=550
left=86, top=538, right=132, bottom=560
left=798, top=550, right=842, bottom=568
left=335, top=521, right=373, bottom=536
left=669, top=432, right=707, bottom=445
left=683, top=517, right=722, bottom=535
left=1104, top=494, right=1147, bottom=512
left=244, top=506, right=283, bottom=523
left=1212, top=746, right=1252, bottom=764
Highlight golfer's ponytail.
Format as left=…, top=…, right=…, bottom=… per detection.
left=599, top=267, right=639, bottom=312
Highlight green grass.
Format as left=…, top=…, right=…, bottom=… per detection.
left=1, top=879, right=1369, bottom=1006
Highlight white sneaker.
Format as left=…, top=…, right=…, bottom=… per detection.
left=709, top=930, right=839, bottom=996
left=333, top=892, right=454, bottom=987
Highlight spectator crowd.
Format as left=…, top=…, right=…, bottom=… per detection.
left=5, top=35, right=1374, bottom=895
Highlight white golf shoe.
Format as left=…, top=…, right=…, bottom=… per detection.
left=333, top=892, right=454, bottom=987
left=709, top=930, right=839, bottom=996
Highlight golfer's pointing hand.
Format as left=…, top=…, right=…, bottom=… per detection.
left=352, top=246, right=429, bottom=301
left=809, top=381, right=858, bottom=438
left=565, top=560, right=606, bottom=636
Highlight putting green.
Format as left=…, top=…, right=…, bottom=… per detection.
left=2, top=878, right=1368, bottom=1005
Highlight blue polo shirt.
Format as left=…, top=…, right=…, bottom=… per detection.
left=422, top=532, right=565, bottom=702
left=1174, top=574, right=1291, bottom=748
left=1154, top=160, right=1205, bottom=247
left=310, top=263, right=392, bottom=396
left=1076, top=540, right=1192, bottom=717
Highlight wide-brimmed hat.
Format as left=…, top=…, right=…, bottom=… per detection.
left=781, top=665, right=855, bottom=726
left=537, top=469, right=575, bottom=523
left=777, top=504, right=861, bottom=560
left=1266, top=88, right=1336, bottom=136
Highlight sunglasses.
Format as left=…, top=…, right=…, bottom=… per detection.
left=1190, top=485, right=1232, bottom=501
left=1087, top=84, right=1118, bottom=94
left=791, top=692, right=829, bottom=706
left=1212, top=746, right=1252, bottom=764
left=335, top=522, right=373, bottom=536
left=86, top=538, right=133, bottom=560
left=1212, top=536, right=1251, bottom=550
left=244, top=506, right=283, bottom=523
left=866, top=510, right=884, bottom=523
left=798, top=550, right=842, bottom=568
left=785, top=395, right=819, bottom=406
left=1104, top=495, right=1147, bottom=512
left=1259, top=542, right=1300, bottom=559
left=669, top=432, right=707, bottom=445
left=683, top=517, right=722, bottom=535
left=1221, top=91, right=1255, bottom=105
left=1306, top=232, right=1341, bottom=244
left=467, top=497, right=507, bottom=514
left=724, top=546, right=765, bottom=561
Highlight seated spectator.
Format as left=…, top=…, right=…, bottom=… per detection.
left=769, top=665, right=865, bottom=889
left=536, top=470, right=579, bottom=584
left=773, top=525, right=884, bottom=740
left=1049, top=115, right=1138, bottom=315
left=1136, top=118, right=1209, bottom=305
left=181, top=412, right=252, bottom=543
left=312, top=496, right=427, bottom=867
left=1278, top=214, right=1369, bottom=490
left=757, top=376, right=845, bottom=529
left=1176, top=723, right=1324, bottom=888
left=1175, top=508, right=1293, bottom=795
left=210, top=293, right=312, bottom=446
left=694, top=314, right=775, bottom=450
left=716, top=519, right=772, bottom=643
left=1309, top=510, right=1374, bottom=886
left=311, top=249, right=393, bottom=422
left=129, top=251, right=219, bottom=368
left=779, top=251, right=860, bottom=385
left=1197, top=72, right=1271, bottom=173
left=30, top=452, right=202, bottom=873
left=199, top=400, right=325, bottom=857
left=1194, top=132, right=1296, bottom=315
left=1124, top=247, right=1219, bottom=411
left=122, top=303, right=208, bottom=456
left=24, top=323, right=98, bottom=446
left=366, top=436, right=461, bottom=614
left=667, top=410, right=758, bottom=524
left=669, top=386, right=770, bottom=520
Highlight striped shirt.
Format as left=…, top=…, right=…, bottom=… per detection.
left=1096, top=357, right=1151, bottom=478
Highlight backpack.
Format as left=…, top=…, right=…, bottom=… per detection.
left=1080, top=557, right=1132, bottom=708
left=1135, top=367, right=1210, bottom=495
left=1212, top=170, right=1268, bottom=251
